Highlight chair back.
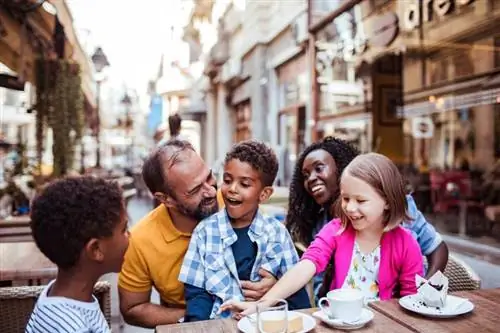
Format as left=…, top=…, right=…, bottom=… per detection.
left=0, top=281, right=111, bottom=333
left=443, top=254, right=481, bottom=292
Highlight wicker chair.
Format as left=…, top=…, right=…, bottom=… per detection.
left=443, top=254, right=481, bottom=292
left=0, top=281, right=111, bottom=333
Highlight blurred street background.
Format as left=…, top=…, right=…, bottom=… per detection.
left=2, top=0, right=500, bottom=332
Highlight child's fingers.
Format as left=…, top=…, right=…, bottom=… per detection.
left=233, top=313, right=244, bottom=321
left=218, top=301, right=233, bottom=313
left=241, top=304, right=258, bottom=317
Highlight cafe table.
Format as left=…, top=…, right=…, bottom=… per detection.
left=0, top=241, right=56, bottom=284
left=155, top=289, right=500, bottom=333
left=155, top=307, right=414, bottom=333
left=369, top=288, right=500, bottom=333
left=0, top=217, right=32, bottom=243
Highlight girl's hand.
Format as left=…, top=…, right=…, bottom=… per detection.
left=219, top=300, right=257, bottom=320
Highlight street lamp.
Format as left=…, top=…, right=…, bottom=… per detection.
left=91, top=47, right=110, bottom=168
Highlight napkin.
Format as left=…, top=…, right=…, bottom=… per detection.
left=415, top=271, right=449, bottom=308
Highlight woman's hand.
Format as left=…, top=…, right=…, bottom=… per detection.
left=218, top=300, right=258, bottom=320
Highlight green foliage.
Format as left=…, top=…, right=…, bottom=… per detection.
left=34, top=58, right=84, bottom=177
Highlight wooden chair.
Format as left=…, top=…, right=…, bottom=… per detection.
left=0, top=281, right=111, bottom=333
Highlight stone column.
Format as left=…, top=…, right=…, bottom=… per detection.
left=251, top=45, right=269, bottom=142
left=216, top=84, right=231, bottom=162
left=205, top=88, right=217, bottom=166
left=267, top=67, right=279, bottom=148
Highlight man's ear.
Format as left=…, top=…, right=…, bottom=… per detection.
left=153, top=192, right=166, bottom=203
left=259, top=186, right=274, bottom=203
left=85, top=238, right=104, bottom=263
left=155, top=192, right=177, bottom=208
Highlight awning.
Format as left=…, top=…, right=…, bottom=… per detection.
left=397, top=87, right=500, bottom=118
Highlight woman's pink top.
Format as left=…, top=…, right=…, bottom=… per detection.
left=301, top=219, right=424, bottom=300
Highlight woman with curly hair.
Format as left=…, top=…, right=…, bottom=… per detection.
left=286, top=136, right=449, bottom=298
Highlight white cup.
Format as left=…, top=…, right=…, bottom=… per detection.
left=318, top=289, right=364, bottom=322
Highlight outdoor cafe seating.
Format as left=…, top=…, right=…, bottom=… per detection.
left=0, top=281, right=111, bottom=333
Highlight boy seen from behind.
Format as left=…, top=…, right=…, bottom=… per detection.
left=26, top=177, right=129, bottom=333
left=179, top=140, right=310, bottom=321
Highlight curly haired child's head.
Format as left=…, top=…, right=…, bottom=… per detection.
left=224, top=140, right=278, bottom=187
left=30, top=176, right=128, bottom=271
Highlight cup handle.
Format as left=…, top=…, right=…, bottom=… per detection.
left=318, top=297, right=330, bottom=315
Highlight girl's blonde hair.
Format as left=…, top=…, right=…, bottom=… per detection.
left=335, top=153, right=411, bottom=231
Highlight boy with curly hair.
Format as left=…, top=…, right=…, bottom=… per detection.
left=179, top=140, right=310, bottom=321
left=26, top=177, right=129, bottom=333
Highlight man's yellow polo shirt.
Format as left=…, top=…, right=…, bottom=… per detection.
left=119, top=191, right=224, bottom=306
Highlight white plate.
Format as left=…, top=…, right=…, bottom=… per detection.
left=237, top=311, right=316, bottom=333
left=312, top=308, right=374, bottom=330
left=399, top=294, right=474, bottom=318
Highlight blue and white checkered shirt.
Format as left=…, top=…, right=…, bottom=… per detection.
left=178, top=208, right=299, bottom=319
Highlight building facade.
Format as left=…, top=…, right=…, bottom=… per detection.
left=308, top=0, right=500, bottom=171
left=203, top=0, right=310, bottom=183
left=0, top=1, right=96, bottom=171
left=397, top=0, right=500, bottom=172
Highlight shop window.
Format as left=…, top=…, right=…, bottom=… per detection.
left=311, top=0, right=342, bottom=14
left=495, top=36, right=500, bottom=68
left=452, top=51, right=474, bottom=78
left=332, top=59, right=349, bottom=81
left=430, top=57, right=449, bottom=85
left=234, top=103, right=251, bottom=142
left=3, top=89, right=23, bottom=106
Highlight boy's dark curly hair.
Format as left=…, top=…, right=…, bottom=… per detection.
left=225, top=140, right=278, bottom=187
left=286, top=136, right=359, bottom=245
left=30, top=176, right=124, bottom=270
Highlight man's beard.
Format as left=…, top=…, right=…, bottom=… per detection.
left=175, top=196, right=219, bottom=221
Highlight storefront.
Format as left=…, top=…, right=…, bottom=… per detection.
left=398, top=1, right=500, bottom=172
left=276, top=53, right=308, bottom=183
left=309, top=1, right=403, bottom=159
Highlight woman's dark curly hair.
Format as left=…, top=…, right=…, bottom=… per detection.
left=30, top=176, right=124, bottom=270
left=286, top=136, right=359, bottom=245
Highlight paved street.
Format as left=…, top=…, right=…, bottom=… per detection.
left=455, top=253, right=500, bottom=290
left=114, top=197, right=500, bottom=332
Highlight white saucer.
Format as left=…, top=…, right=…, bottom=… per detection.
left=399, top=294, right=474, bottom=318
left=312, top=308, right=374, bottom=330
left=237, top=311, right=316, bottom=333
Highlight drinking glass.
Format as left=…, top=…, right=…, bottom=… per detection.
left=256, top=299, right=288, bottom=333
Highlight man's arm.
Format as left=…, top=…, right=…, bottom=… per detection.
left=240, top=269, right=277, bottom=301
left=405, top=195, right=449, bottom=277
left=118, top=232, right=183, bottom=328
left=119, top=288, right=184, bottom=328
left=425, top=242, right=449, bottom=278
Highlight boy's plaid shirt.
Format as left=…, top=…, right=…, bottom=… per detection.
left=178, top=209, right=299, bottom=318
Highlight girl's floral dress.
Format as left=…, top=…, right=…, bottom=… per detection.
left=341, top=241, right=381, bottom=302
